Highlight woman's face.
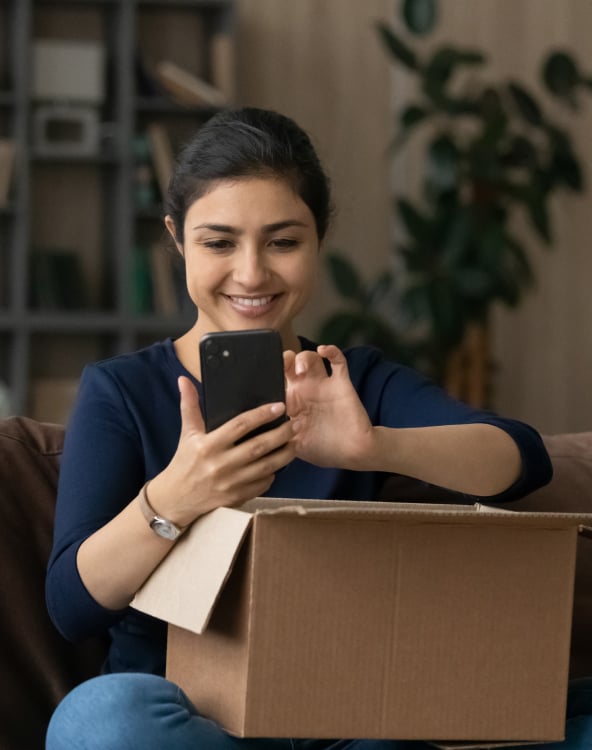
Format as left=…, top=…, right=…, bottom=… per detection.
left=167, top=177, right=320, bottom=350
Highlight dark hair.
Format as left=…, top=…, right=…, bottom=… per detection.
left=165, top=107, right=333, bottom=243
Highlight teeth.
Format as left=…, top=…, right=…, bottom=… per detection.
left=231, top=296, right=273, bottom=307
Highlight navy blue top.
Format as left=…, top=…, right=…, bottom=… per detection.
left=46, top=337, right=552, bottom=675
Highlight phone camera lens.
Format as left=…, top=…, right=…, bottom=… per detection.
left=206, top=353, right=221, bottom=369
left=205, top=340, right=220, bottom=355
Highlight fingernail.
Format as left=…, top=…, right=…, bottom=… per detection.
left=270, top=402, right=286, bottom=415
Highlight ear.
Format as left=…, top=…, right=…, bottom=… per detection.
left=164, top=215, right=184, bottom=257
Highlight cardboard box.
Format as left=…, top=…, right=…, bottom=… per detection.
left=132, top=498, right=592, bottom=742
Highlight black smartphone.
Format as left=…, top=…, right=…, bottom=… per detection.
left=199, top=328, right=288, bottom=441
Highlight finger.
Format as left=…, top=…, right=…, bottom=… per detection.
left=283, top=349, right=296, bottom=377
left=216, top=401, right=287, bottom=446
left=316, top=344, right=349, bottom=377
left=229, top=440, right=296, bottom=494
left=235, top=418, right=295, bottom=462
left=178, top=376, right=205, bottom=436
left=292, top=350, right=329, bottom=378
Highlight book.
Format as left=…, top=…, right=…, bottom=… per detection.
left=211, top=32, right=236, bottom=103
left=30, top=250, right=87, bottom=310
left=0, top=139, right=16, bottom=208
left=150, top=244, right=179, bottom=316
left=155, top=60, right=227, bottom=109
left=146, top=123, right=175, bottom=199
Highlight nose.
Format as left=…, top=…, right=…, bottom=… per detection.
left=232, top=246, right=270, bottom=289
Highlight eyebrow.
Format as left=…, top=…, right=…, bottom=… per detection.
left=191, top=220, right=310, bottom=233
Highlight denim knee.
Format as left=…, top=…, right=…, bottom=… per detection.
left=45, top=672, right=194, bottom=750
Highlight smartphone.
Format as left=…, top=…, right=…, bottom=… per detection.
left=199, top=328, right=288, bottom=441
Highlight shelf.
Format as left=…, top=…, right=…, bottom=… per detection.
left=137, top=0, right=233, bottom=9
left=0, top=310, right=194, bottom=333
left=31, top=150, right=120, bottom=166
left=135, top=96, right=219, bottom=117
left=35, top=0, right=120, bottom=5
left=2, top=0, right=234, bottom=416
left=34, top=0, right=232, bottom=6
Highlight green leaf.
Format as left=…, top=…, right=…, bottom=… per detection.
left=508, top=82, right=544, bottom=127
left=397, top=199, right=432, bottom=243
left=503, top=235, right=535, bottom=287
left=426, top=134, right=460, bottom=192
left=543, top=51, right=580, bottom=98
left=401, top=0, right=438, bottom=35
left=400, top=104, right=430, bottom=129
left=376, top=23, right=419, bottom=71
left=552, top=151, right=584, bottom=191
left=427, top=278, right=466, bottom=347
left=453, top=267, right=493, bottom=298
left=441, top=209, right=472, bottom=266
left=423, top=47, right=457, bottom=95
left=546, top=127, right=584, bottom=191
left=400, top=243, right=430, bottom=272
left=502, top=135, right=537, bottom=168
left=326, top=253, right=364, bottom=301
left=525, top=187, right=552, bottom=244
left=454, top=50, right=487, bottom=66
left=423, top=47, right=486, bottom=97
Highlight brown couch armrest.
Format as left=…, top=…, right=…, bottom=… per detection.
left=0, top=417, right=108, bottom=750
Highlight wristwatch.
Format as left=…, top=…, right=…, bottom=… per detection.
left=138, top=481, right=186, bottom=541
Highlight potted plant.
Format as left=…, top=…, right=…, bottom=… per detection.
left=319, top=0, right=591, bottom=404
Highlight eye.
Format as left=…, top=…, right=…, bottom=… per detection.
left=202, top=239, right=234, bottom=251
left=269, top=238, right=299, bottom=250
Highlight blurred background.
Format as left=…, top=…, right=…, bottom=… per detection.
left=0, top=0, right=590, bottom=435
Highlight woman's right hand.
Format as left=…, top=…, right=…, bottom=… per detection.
left=146, top=376, right=295, bottom=528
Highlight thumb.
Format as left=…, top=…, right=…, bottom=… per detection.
left=178, top=376, right=205, bottom=436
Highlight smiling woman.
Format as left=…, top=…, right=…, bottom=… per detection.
left=43, top=108, right=576, bottom=750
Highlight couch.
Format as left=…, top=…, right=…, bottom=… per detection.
left=1, top=416, right=591, bottom=750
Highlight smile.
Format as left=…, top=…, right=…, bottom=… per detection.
left=227, top=295, right=275, bottom=307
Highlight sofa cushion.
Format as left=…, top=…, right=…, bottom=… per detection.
left=0, top=417, right=107, bottom=750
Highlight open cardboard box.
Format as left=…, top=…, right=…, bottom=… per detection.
left=132, top=498, right=592, bottom=743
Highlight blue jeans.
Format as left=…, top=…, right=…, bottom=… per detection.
left=46, top=673, right=592, bottom=750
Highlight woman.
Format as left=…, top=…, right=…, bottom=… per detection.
left=46, top=107, right=579, bottom=750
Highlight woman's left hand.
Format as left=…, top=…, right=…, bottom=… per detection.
left=283, top=345, right=375, bottom=469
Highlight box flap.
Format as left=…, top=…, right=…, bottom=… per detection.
left=248, top=497, right=592, bottom=529
left=131, top=506, right=252, bottom=634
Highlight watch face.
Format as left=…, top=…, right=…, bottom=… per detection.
left=150, top=517, right=181, bottom=541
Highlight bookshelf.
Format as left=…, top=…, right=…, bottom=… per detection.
left=0, top=0, right=235, bottom=421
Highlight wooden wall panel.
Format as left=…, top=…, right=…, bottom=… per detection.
left=236, top=0, right=393, bottom=338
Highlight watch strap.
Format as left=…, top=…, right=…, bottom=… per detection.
left=138, top=481, right=186, bottom=537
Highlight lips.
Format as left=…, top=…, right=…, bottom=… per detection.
left=228, top=295, right=274, bottom=307
left=224, top=294, right=279, bottom=318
